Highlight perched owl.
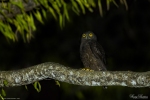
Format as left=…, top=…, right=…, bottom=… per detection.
left=80, top=31, right=107, bottom=89
left=80, top=31, right=107, bottom=71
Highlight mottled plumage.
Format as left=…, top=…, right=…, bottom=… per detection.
left=80, top=31, right=107, bottom=71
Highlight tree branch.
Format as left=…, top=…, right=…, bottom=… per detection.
left=0, top=0, right=40, bottom=20
left=0, top=62, right=150, bottom=88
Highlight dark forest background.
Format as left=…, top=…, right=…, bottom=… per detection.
left=0, top=0, right=150, bottom=100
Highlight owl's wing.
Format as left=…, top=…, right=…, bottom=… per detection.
left=89, top=41, right=106, bottom=64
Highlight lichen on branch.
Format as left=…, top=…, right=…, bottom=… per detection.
left=0, top=62, right=149, bottom=88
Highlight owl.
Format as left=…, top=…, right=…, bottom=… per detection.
left=80, top=31, right=107, bottom=71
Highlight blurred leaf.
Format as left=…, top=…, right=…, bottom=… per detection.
left=55, top=81, right=60, bottom=87
left=71, top=0, right=80, bottom=15
left=34, top=11, right=44, bottom=24
left=76, top=91, right=84, bottom=100
left=33, top=82, right=41, bottom=93
left=1, top=88, right=6, bottom=97
left=6, top=18, right=13, bottom=23
left=63, top=12, right=65, bottom=27
left=10, top=1, right=24, bottom=12
left=123, top=0, right=128, bottom=10
left=7, top=2, right=12, bottom=13
left=82, top=0, right=93, bottom=12
left=56, top=0, right=62, bottom=7
left=16, top=15, right=28, bottom=32
left=0, top=10, right=7, bottom=19
left=13, top=19, right=23, bottom=33
left=13, top=18, right=26, bottom=41
left=51, top=1, right=61, bottom=15
left=29, top=13, right=36, bottom=31
left=112, top=0, right=119, bottom=8
left=72, top=7, right=80, bottom=16
left=76, top=0, right=85, bottom=14
left=42, top=9, right=47, bottom=19
left=38, top=0, right=49, bottom=8
left=48, top=7, right=57, bottom=20
left=106, top=0, right=110, bottom=10
left=71, top=0, right=80, bottom=12
left=98, top=0, right=103, bottom=17
left=25, top=85, right=28, bottom=90
left=0, top=22, right=15, bottom=41
left=7, top=24, right=15, bottom=41
left=0, top=94, right=4, bottom=100
left=106, top=0, right=119, bottom=10
left=33, top=0, right=39, bottom=5
left=26, top=13, right=35, bottom=31
left=86, top=6, right=93, bottom=12
left=120, top=0, right=128, bottom=9
left=59, top=14, right=63, bottom=29
left=3, top=80, right=8, bottom=86
left=88, top=0, right=96, bottom=7
left=26, top=32, right=33, bottom=42
left=63, top=3, right=70, bottom=21
left=120, top=0, right=123, bottom=4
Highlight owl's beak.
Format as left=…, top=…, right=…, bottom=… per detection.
left=85, top=36, right=88, bottom=39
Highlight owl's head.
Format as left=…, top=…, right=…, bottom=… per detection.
left=81, top=31, right=97, bottom=41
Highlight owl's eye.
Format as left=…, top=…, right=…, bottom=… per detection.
left=82, top=34, right=86, bottom=38
left=89, top=33, right=93, bottom=37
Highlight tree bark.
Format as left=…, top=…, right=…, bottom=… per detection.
left=0, top=62, right=150, bottom=88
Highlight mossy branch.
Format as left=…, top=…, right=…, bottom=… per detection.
left=0, top=62, right=149, bottom=88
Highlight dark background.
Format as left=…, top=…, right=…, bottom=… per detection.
left=0, top=0, right=150, bottom=100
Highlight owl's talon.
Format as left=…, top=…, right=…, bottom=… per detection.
left=82, top=68, right=94, bottom=71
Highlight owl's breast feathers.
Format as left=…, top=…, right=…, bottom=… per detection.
left=80, top=40, right=107, bottom=71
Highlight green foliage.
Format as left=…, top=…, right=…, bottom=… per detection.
left=10, top=0, right=24, bottom=13
left=0, top=0, right=128, bottom=42
left=3, top=80, right=8, bottom=87
left=55, top=80, right=60, bottom=87
left=33, top=81, right=41, bottom=93
left=1, top=88, right=6, bottom=97
left=34, top=11, right=44, bottom=24
left=0, top=94, right=4, bottom=100
left=76, top=91, right=85, bottom=100
left=25, top=85, right=28, bottom=90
